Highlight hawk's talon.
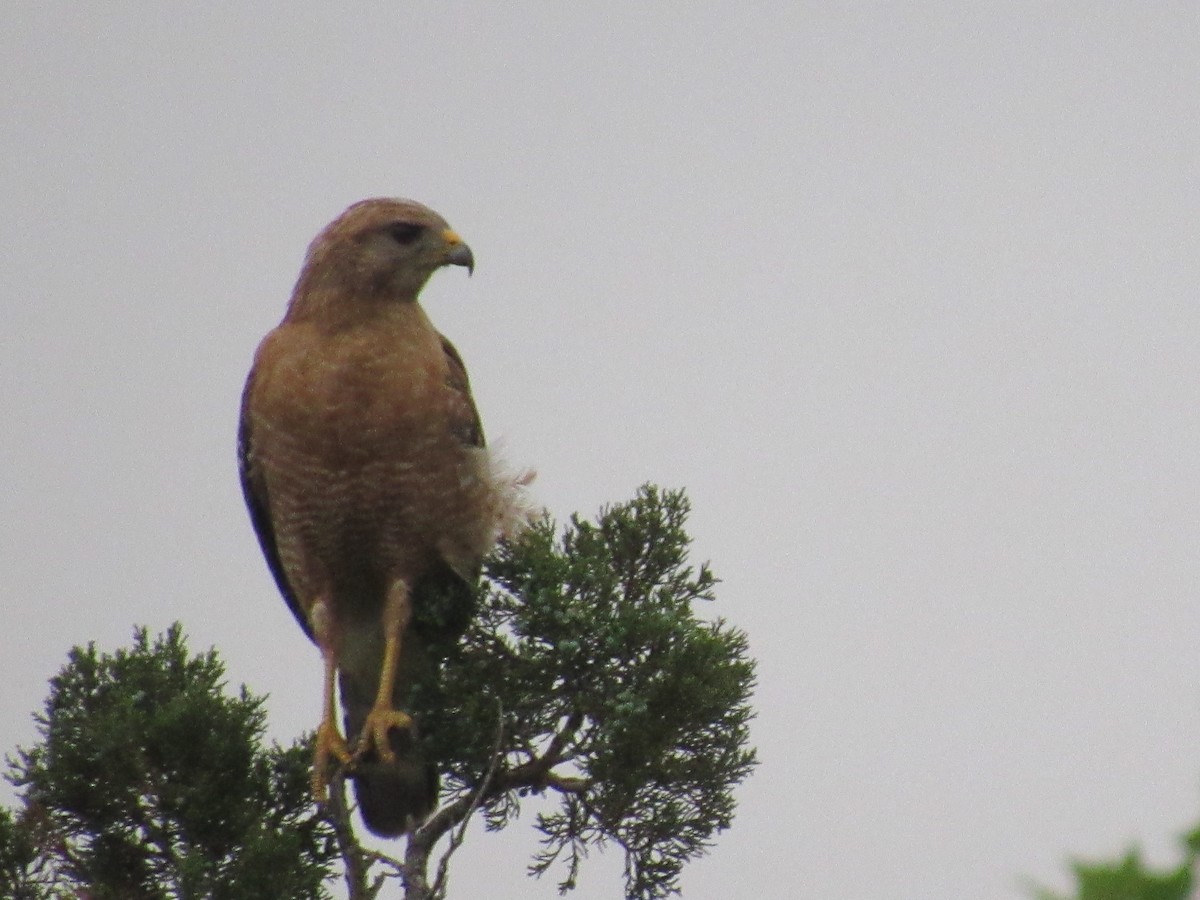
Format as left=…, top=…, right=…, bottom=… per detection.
left=353, top=706, right=415, bottom=765
left=312, top=719, right=353, bottom=802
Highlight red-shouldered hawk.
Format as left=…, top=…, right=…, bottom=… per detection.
left=238, top=198, right=500, bottom=836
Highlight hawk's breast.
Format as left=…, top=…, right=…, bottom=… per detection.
left=248, top=316, right=492, bottom=601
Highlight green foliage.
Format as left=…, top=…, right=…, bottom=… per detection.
left=1036, top=830, right=1200, bottom=900
left=421, top=485, right=758, bottom=899
left=2, top=486, right=756, bottom=900
left=0, top=805, right=49, bottom=899
left=5, top=625, right=337, bottom=899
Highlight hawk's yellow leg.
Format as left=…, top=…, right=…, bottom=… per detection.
left=310, top=599, right=352, bottom=801
left=352, top=582, right=414, bottom=764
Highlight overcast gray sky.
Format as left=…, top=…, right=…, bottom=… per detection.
left=4, top=4, right=1200, bottom=898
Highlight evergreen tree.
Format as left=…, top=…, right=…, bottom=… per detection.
left=1034, top=827, right=1200, bottom=900
left=5, top=626, right=336, bottom=899
left=2, top=486, right=757, bottom=900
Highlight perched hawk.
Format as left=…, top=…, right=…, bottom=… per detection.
left=239, top=198, right=502, bottom=836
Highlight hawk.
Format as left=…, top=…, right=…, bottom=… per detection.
left=239, top=198, right=503, bottom=836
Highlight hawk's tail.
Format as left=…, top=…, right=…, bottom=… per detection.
left=338, top=671, right=437, bottom=837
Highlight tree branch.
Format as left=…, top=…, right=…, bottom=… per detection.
left=399, top=708, right=589, bottom=899
left=496, top=710, right=584, bottom=793
left=430, top=699, right=506, bottom=898
left=325, top=771, right=372, bottom=900
left=546, top=772, right=591, bottom=794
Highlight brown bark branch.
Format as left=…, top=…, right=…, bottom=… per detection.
left=545, top=772, right=591, bottom=794
left=325, top=771, right=373, bottom=900
left=322, top=710, right=592, bottom=900
left=398, top=710, right=590, bottom=899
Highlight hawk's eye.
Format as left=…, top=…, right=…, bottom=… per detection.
left=387, top=222, right=424, bottom=245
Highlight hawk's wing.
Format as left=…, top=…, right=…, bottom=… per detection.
left=237, top=335, right=483, bottom=644
left=440, top=334, right=485, bottom=450
left=238, top=367, right=313, bottom=640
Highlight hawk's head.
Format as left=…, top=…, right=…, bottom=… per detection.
left=291, top=198, right=474, bottom=310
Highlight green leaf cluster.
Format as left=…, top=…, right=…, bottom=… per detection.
left=4, top=625, right=336, bottom=899
left=1036, top=827, right=1200, bottom=900
left=420, top=485, right=758, bottom=898
left=1, top=486, right=757, bottom=900
left=0, top=805, right=43, bottom=899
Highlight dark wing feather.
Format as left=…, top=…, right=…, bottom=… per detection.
left=440, top=334, right=485, bottom=449
left=238, top=370, right=314, bottom=641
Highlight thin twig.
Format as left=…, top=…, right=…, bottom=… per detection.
left=430, top=698, right=506, bottom=898
left=362, top=845, right=408, bottom=873
left=540, top=711, right=583, bottom=769
left=400, top=708, right=590, bottom=898
left=497, top=710, right=583, bottom=791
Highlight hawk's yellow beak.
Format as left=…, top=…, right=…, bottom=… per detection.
left=442, top=229, right=474, bottom=275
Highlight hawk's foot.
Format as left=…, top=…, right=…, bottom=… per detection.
left=352, top=705, right=415, bottom=765
left=311, top=718, right=353, bottom=802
